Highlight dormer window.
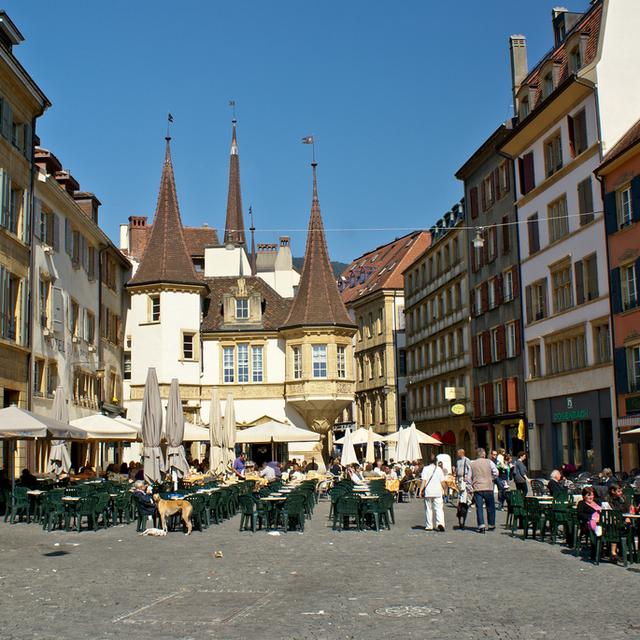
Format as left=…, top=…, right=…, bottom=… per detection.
left=569, top=46, right=581, bottom=73
left=543, top=72, right=554, bottom=99
left=520, top=95, right=530, bottom=120
left=235, top=298, right=249, bottom=319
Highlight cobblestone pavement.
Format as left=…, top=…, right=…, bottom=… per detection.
left=0, top=498, right=638, bottom=640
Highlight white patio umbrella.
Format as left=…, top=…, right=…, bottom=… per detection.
left=405, top=423, right=422, bottom=462
left=70, top=414, right=140, bottom=440
left=340, top=428, right=358, bottom=466
left=208, top=388, right=223, bottom=474
left=236, top=421, right=320, bottom=461
left=141, top=368, right=164, bottom=483
left=182, top=422, right=211, bottom=442
left=334, top=426, right=385, bottom=445
left=49, top=387, right=72, bottom=475
left=365, top=427, right=376, bottom=464
left=384, top=424, right=441, bottom=446
left=223, top=393, right=236, bottom=467
left=395, top=426, right=409, bottom=462
left=165, top=378, right=190, bottom=486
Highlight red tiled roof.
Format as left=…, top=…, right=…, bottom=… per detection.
left=223, top=121, right=246, bottom=246
left=599, top=117, right=640, bottom=167
left=128, top=226, right=218, bottom=260
left=339, top=231, right=431, bottom=305
left=522, top=4, right=602, bottom=110
left=283, top=164, right=354, bottom=329
left=201, top=276, right=291, bottom=332
left=128, top=140, right=202, bottom=288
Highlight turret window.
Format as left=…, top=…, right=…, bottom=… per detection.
left=149, top=295, right=160, bottom=322
left=293, top=346, right=302, bottom=379
left=312, top=345, right=327, bottom=378
left=337, top=346, right=346, bottom=378
left=236, top=298, right=249, bottom=319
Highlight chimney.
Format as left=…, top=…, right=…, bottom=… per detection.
left=54, top=170, right=79, bottom=196
left=128, top=215, right=148, bottom=259
left=509, top=35, right=528, bottom=116
left=73, top=192, right=101, bottom=224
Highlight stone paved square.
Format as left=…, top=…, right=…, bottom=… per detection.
left=0, top=498, right=638, bottom=640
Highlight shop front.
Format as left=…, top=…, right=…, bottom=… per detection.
left=534, top=389, right=613, bottom=474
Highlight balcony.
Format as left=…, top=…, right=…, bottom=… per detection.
left=407, top=354, right=470, bottom=383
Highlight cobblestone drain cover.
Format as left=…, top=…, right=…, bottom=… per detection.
left=116, top=589, right=271, bottom=625
left=375, top=605, right=445, bottom=618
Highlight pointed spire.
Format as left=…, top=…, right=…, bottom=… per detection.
left=223, top=119, right=246, bottom=246
left=249, top=205, right=257, bottom=275
left=128, top=136, right=202, bottom=288
left=283, top=163, right=354, bottom=328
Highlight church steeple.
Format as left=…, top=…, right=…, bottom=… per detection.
left=283, top=163, right=354, bottom=328
left=128, top=136, right=202, bottom=288
left=223, top=119, right=246, bottom=246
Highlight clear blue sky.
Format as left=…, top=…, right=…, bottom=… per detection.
left=6, top=0, right=588, bottom=263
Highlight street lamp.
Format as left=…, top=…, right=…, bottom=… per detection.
left=473, top=228, right=485, bottom=249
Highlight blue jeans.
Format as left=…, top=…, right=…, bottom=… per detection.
left=474, top=490, right=495, bottom=528
left=495, top=479, right=507, bottom=507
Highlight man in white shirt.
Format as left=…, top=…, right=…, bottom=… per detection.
left=420, top=456, right=447, bottom=532
left=259, top=462, right=275, bottom=481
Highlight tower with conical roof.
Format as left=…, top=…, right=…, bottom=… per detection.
left=281, top=163, right=356, bottom=438
left=223, top=120, right=246, bottom=247
left=125, top=136, right=207, bottom=400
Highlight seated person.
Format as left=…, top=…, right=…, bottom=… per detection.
left=259, top=461, right=276, bottom=482
left=290, top=463, right=305, bottom=482
left=362, top=464, right=377, bottom=479
left=19, top=468, right=38, bottom=489
left=576, top=486, right=601, bottom=556
left=547, top=470, right=565, bottom=497
left=330, top=457, right=343, bottom=477
left=347, top=464, right=365, bottom=485
left=133, top=480, right=156, bottom=516
left=306, top=457, right=319, bottom=472
left=607, top=484, right=633, bottom=562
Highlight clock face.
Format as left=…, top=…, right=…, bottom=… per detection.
left=450, top=403, right=465, bottom=416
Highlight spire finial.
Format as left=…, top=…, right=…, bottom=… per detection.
left=249, top=205, right=256, bottom=275
left=311, top=161, right=319, bottom=205
left=229, top=101, right=238, bottom=155
left=165, top=112, right=173, bottom=162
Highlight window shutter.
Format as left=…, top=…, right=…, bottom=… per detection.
left=469, top=290, right=475, bottom=317
left=65, top=218, right=72, bottom=256
left=486, top=383, right=495, bottom=416
left=471, top=335, right=478, bottom=367
left=507, top=377, right=518, bottom=413
left=497, top=325, right=506, bottom=360
left=1, top=100, right=12, bottom=139
left=518, top=157, right=525, bottom=196
left=614, top=348, right=629, bottom=394
left=493, top=168, right=500, bottom=201
left=574, top=260, right=584, bottom=305
left=52, top=287, right=63, bottom=334
left=603, top=191, right=617, bottom=234
left=567, top=114, right=575, bottom=157
left=482, top=229, right=488, bottom=265
left=504, top=161, right=511, bottom=193
left=481, top=181, right=487, bottom=211
left=19, top=279, right=28, bottom=345
left=52, top=214, right=60, bottom=252
left=482, top=332, right=490, bottom=364
left=610, top=267, right=622, bottom=314
left=490, top=227, right=497, bottom=262
left=541, top=278, right=548, bottom=317
left=23, top=122, right=32, bottom=159
left=473, top=386, right=480, bottom=417
left=523, top=152, right=535, bottom=194
left=587, top=255, right=599, bottom=299
left=33, top=198, right=41, bottom=240
left=502, top=216, right=510, bottom=254
left=514, top=321, right=522, bottom=355
left=470, top=187, right=479, bottom=219
left=636, top=258, right=640, bottom=298
left=525, top=285, right=533, bottom=324
left=481, top=282, right=488, bottom=312
left=631, top=175, right=640, bottom=223
left=1, top=169, right=10, bottom=229
left=22, top=189, right=30, bottom=242
left=512, top=266, right=519, bottom=299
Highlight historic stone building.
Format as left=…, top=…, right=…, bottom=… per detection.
left=455, top=124, right=526, bottom=454
left=122, top=122, right=355, bottom=464
left=403, top=203, right=472, bottom=456
left=339, top=232, right=431, bottom=444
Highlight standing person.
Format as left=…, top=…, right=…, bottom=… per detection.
left=513, top=452, right=529, bottom=496
left=455, top=449, right=471, bottom=505
left=469, top=449, right=498, bottom=533
left=419, top=455, right=447, bottom=532
left=490, top=450, right=508, bottom=510
left=232, top=452, right=247, bottom=478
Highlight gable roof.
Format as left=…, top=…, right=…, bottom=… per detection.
left=127, top=139, right=203, bottom=288
left=283, top=164, right=354, bottom=329
left=339, top=231, right=431, bottom=306
left=598, top=117, right=640, bottom=171
left=201, top=276, right=291, bottom=332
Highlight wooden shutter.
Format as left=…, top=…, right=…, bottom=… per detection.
left=610, top=267, right=622, bottom=314
left=567, top=114, right=575, bottom=157
left=52, top=214, right=60, bottom=252
left=527, top=215, right=539, bottom=255
left=495, top=274, right=504, bottom=305
left=518, top=157, right=525, bottom=196
left=631, top=176, right=640, bottom=223
left=493, top=168, right=501, bottom=201
left=507, top=377, right=518, bottom=413
left=1, top=100, right=12, bottom=139
left=23, top=122, right=32, bottom=159
left=473, top=386, right=481, bottom=417
left=65, top=218, right=72, bottom=256
left=486, top=383, right=495, bottom=416
left=504, top=161, right=511, bottom=193
left=470, top=187, right=479, bottom=219
left=497, top=325, right=506, bottom=360
left=512, top=266, right=519, bottom=299
left=514, top=320, right=522, bottom=355
left=525, top=285, right=533, bottom=324
left=586, top=255, right=598, bottom=300
left=614, top=348, right=628, bottom=394
left=482, top=229, right=488, bottom=265
left=52, top=287, right=64, bottom=334
left=481, top=282, right=488, bottom=312
left=541, top=278, right=548, bottom=317
left=482, top=332, right=490, bottom=365
left=481, top=180, right=487, bottom=211
left=523, top=152, right=535, bottom=194
left=490, top=227, right=498, bottom=261
left=574, top=260, right=585, bottom=305
left=469, top=290, right=475, bottom=317
left=33, top=198, right=41, bottom=240
left=603, top=191, right=617, bottom=234
left=471, top=335, right=478, bottom=366
left=502, top=215, right=510, bottom=253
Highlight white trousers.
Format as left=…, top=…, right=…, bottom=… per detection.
left=424, top=496, right=445, bottom=530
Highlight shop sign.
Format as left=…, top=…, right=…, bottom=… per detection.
left=450, top=403, right=466, bottom=416
left=552, top=409, right=589, bottom=422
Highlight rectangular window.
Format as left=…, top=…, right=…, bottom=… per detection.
left=312, top=344, right=327, bottom=378
left=235, top=298, right=249, bottom=319
left=494, top=382, right=504, bottom=414
left=526, top=278, right=548, bottom=322
left=483, top=174, right=494, bottom=210
left=593, top=322, right=611, bottom=365
left=503, top=269, right=514, bottom=302
left=501, top=216, right=511, bottom=254
left=223, top=346, right=235, bottom=383
left=487, top=226, right=497, bottom=261
left=527, top=214, right=540, bottom=255
left=477, top=334, right=484, bottom=366
left=630, top=345, right=640, bottom=392
left=529, top=343, right=541, bottom=378
left=182, top=333, right=195, bottom=360
left=544, top=132, right=563, bottom=177
left=475, top=286, right=482, bottom=316
left=39, top=278, right=50, bottom=328
left=570, top=109, right=588, bottom=156
left=479, top=385, right=487, bottom=416
left=506, top=322, right=517, bottom=358
left=150, top=295, right=160, bottom=322
left=237, top=343, right=249, bottom=383
left=545, top=330, right=587, bottom=375
left=252, top=346, right=263, bottom=382
left=622, top=264, right=638, bottom=310
left=86, top=311, right=95, bottom=344
left=490, top=328, right=499, bottom=362
left=293, top=346, right=302, bottom=379
left=123, top=353, right=131, bottom=381
left=488, top=279, right=496, bottom=309
left=577, top=178, right=594, bottom=225
left=618, top=186, right=633, bottom=228
left=8, top=186, right=20, bottom=235
left=548, top=196, right=569, bottom=242
left=33, top=359, right=45, bottom=396
left=46, top=362, right=57, bottom=397
left=337, top=346, right=346, bottom=379
left=88, top=245, right=96, bottom=280
left=551, top=263, right=573, bottom=313
left=398, top=349, right=407, bottom=376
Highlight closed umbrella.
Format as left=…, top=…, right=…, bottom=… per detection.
left=396, top=426, right=408, bottom=462
left=141, top=368, right=164, bottom=483
left=223, top=393, right=236, bottom=468
left=334, top=426, right=385, bottom=445
left=165, top=378, right=190, bottom=486
left=208, top=388, right=223, bottom=473
left=365, top=427, right=376, bottom=464
left=49, top=386, right=71, bottom=475
left=340, top=428, right=358, bottom=466
left=405, top=423, right=422, bottom=462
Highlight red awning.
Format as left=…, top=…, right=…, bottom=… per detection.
left=442, top=430, right=456, bottom=445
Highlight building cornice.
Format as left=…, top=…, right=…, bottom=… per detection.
left=126, top=281, right=207, bottom=295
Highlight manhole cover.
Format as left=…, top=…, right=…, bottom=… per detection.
left=375, top=605, right=441, bottom=618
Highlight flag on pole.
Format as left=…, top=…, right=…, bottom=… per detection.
left=229, top=100, right=236, bottom=108
left=168, top=113, right=174, bottom=123
left=301, top=136, right=314, bottom=144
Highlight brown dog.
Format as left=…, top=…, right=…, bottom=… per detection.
left=153, top=494, right=193, bottom=535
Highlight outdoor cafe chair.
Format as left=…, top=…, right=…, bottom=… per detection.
left=595, top=510, right=632, bottom=567
left=70, top=495, right=97, bottom=532
left=523, top=497, right=548, bottom=541
left=332, top=495, right=362, bottom=531
left=530, top=479, right=546, bottom=496
left=361, top=496, right=390, bottom=531
left=112, top=491, right=134, bottom=525
left=239, top=494, right=270, bottom=532
left=184, top=494, right=207, bottom=532
left=41, top=489, right=66, bottom=532
left=92, top=492, right=112, bottom=529
left=6, top=486, right=30, bottom=524
left=548, top=492, right=573, bottom=544
left=280, top=494, right=306, bottom=533
left=507, top=490, right=526, bottom=535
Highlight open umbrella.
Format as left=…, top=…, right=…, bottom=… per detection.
left=165, top=378, right=190, bottom=485
left=208, top=388, right=223, bottom=473
left=334, top=426, right=385, bottom=445
left=49, top=387, right=71, bottom=475
left=365, top=427, right=376, bottom=464
left=384, top=424, right=441, bottom=446
left=405, top=423, right=422, bottom=462
left=340, top=428, right=358, bottom=466
left=141, top=368, right=164, bottom=483
left=223, top=393, right=236, bottom=468
left=70, top=414, right=140, bottom=440
left=235, top=421, right=320, bottom=461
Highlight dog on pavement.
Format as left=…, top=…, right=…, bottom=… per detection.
left=153, top=494, right=193, bottom=535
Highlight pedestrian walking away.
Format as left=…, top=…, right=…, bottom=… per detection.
left=420, top=455, right=447, bottom=532
left=469, top=449, right=498, bottom=533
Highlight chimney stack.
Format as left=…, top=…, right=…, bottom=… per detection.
left=509, top=35, right=528, bottom=116
left=127, top=215, right=148, bottom=259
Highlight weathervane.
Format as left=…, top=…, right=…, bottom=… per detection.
left=302, top=135, right=316, bottom=163
left=166, top=112, right=173, bottom=140
left=229, top=100, right=236, bottom=122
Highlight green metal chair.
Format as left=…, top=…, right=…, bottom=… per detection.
left=522, top=497, right=548, bottom=541
left=281, top=494, right=306, bottom=533
left=7, top=486, right=30, bottom=524
left=71, top=495, right=97, bottom=532
left=507, top=490, right=526, bottom=535
left=548, top=493, right=572, bottom=544
left=595, top=510, right=631, bottom=567
left=41, top=489, right=66, bottom=532
left=238, top=494, right=269, bottom=532
left=184, top=494, right=206, bottom=532
left=332, top=495, right=362, bottom=531
left=361, top=496, right=390, bottom=531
